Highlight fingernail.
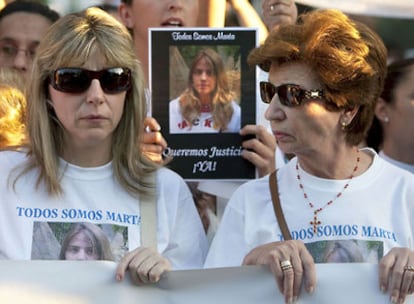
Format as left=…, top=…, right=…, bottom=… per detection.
left=154, top=122, right=161, bottom=131
left=307, top=286, right=314, bottom=294
left=380, top=285, right=386, bottom=293
left=116, top=274, right=122, bottom=281
left=292, top=296, right=298, bottom=303
left=391, top=296, right=398, bottom=304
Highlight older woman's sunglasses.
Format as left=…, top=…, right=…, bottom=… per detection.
left=259, top=81, right=324, bottom=107
left=50, top=67, right=131, bottom=94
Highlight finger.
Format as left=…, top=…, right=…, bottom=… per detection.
left=409, top=273, right=414, bottom=295
left=300, top=249, right=317, bottom=294
left=400, top=269, right=414, bottom=301
left=291, top=254, right=304, bottom=300
left=240, top=124, right=276, bottom=148
left=144, top=116, right=161, bottom=132
left=116, top=247, right=145, bottom=281
left=241, top=140, right=275, bottom=176
left=239, top=124, right=265, bottom=136
left=142, top=131, right=167, bottom=150
left=134, top=254, right=157, bottom=284
left=379, top=253, right=396, bottom=293
left=282, top=263, right=295, bottom=304
left=241, top=137, right=274, bottom=157
left=263, top=1, right=291, bottom=17
left=389, top=263, right=405, bottom=303
left=128, top=248, right=159, bottom=285
left=148, top=259, right=172, bottom=283
left=263, top=0, right=291, bottom=10
left=269, top=259, right=284, bottom=293
left=241, top=148, right=275, bottom=176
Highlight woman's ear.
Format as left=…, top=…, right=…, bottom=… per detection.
left=374, top=97, right=390, bottom=123
left=341, top=105, right=360, bottom=126
left=118, top=3, right=134, bottom=29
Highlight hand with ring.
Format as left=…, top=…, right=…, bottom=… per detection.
left=242, top=240, right=316, bottom=304
left=379, top=247, right=414, bottom=303
left=261, top=0, right=298, bottom=31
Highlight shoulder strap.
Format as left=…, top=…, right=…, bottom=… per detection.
left=269, top=170, right=292, bottom=240
left=140, top=173, right=157, bottom=248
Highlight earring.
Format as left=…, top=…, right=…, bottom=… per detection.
left=383, top=116, right=390, bottom=123
left=341, top=121, right=347, bottom=130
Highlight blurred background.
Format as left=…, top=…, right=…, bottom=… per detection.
left=0, top=0, right=412, bottom=59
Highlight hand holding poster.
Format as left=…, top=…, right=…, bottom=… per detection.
left=149, top=28, right=258, bottom=180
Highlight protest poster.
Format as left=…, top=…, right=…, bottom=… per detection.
left=149, top=28, right=257, bottom=180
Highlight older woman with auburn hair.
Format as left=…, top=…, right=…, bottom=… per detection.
left=0, top=7, right=207, bottom=284
left=205, top=9, right=414, bottom=304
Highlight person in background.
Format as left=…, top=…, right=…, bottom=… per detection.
left=0, top=7, right=207, bottom=284
left=205, top=9, right=414, bottom=304
left=261, top=0, right=297, bottom=32
left=198, top=0, right=269, bottom=44
left=0, top=80, right=26, bottom=148
left=169, top=48, right=241, bottom=134
left=366, top=58, right=414, bottom=174
left=0, top=0, right=59, bottom=80
left=93, top=3, right=122, bottom=22
left=119, top=0, right=200, bottom=163
left=59, top=222, right=114, bottom=261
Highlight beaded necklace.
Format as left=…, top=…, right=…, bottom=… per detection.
left=296, top=150, right=360, bottom=233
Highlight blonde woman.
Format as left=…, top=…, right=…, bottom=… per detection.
left=0, top=8, right=207, bottom=284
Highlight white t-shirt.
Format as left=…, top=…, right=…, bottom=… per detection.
left=205, top=149, right=414, bottom=268
left=169, top=97, right=241, bottom=134
left=0, top=150, right=208, bottom=268
left=379, top=150, right=414, bottom=174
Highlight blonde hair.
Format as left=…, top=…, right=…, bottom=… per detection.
left=179, top=48, right=234, bottom=131
left=15, top=7, right=156, bottom=196
left=248, top=9, right=387, bottom=145
left=0, top=83, right=26, bottom=147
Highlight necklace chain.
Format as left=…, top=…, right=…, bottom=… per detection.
left=296, top=150, right=360, bottom=233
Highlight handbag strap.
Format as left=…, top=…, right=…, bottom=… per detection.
left=269, top=170, right=292, bottom=240
left=140, top=173, right=157, bottom=248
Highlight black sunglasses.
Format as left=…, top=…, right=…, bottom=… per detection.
left=259, top=81, right=324, bottom=107
left=50, top=67, right=131, bottom=94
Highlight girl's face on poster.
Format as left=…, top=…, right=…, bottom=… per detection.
left=192, top=57, right=216, bottom=99
left=64, top=231, right=98, bottom=260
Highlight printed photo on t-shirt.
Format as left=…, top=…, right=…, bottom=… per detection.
left=305, top=239, right=383, bottom=263
left=31, top=221, right=128, bottom=262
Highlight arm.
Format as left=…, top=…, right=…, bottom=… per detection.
left=197, top=0, right=226, bottom=27
left=228, top=0, right=269, bottom=44
left=198, top=0, right=268, bottom=44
